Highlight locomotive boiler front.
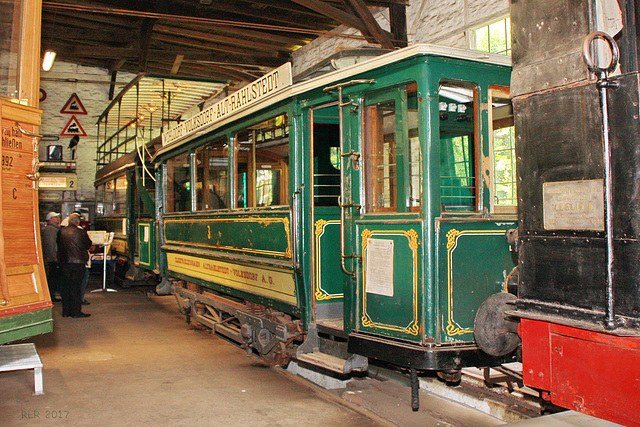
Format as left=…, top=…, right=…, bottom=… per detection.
left=508, top=25, right=640, bottom=425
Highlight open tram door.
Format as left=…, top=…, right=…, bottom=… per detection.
left=340, top=82, right=426, bottom=347
left=301, top=100, right=362, bottom=372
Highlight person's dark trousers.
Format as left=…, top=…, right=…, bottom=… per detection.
left=61, top=263, right=86, bottom=316
left=45, top=261, right=61, bottom=300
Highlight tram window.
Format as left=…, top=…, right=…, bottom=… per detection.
left=114, top=175, right=128, bottom=214
left=195, top=138, right=228, bottom=210
left=490, top=87, right=517, bottom=211
left=104, top=179, right=115, bottom=216
left=408, top=88, right=422, bottom=210
left=365, top=99, right=397, bottom=211
left=364, top=83, right=421, bottom=213
left=96, top=184, right=105, bottom=216
left=166, top=152, right=191, bottom=213
left=439, top=81, right=476, bottom=211
left=235, top=114, right=289, bottom=208
left=136, top=167, right=156, bottom=216
left=313, top=114, right=340, bottom=207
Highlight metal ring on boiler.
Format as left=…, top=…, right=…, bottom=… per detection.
left=582, top=31, right=620, bottom=75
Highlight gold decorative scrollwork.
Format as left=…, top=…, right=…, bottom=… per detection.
left=361, top=314, right=374, bottom=328
left=361, top=229, right=374, bottom=250
left=407, top=229, right=419, bottom=251
left=315, top=219, right=328, bottom=237
left=315, top=289, right=333, bottom=300
left=446, top=229, right=461, bottom=250
left=407, top=323, right=420, bottom=336
left=283, top=217, right=292, bottom=258
left=446, top=323, right=473, bottom=336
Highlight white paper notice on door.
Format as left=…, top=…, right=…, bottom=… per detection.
left=365, top=238, right=394, bottom=297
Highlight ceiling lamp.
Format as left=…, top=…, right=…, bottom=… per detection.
left=42, top=50, right=57, bottom=71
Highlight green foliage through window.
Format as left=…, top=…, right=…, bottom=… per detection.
left=474, top=18, right=511, bottom=56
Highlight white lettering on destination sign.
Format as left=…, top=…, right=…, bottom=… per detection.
left=162, top=63, right=292, bottom=146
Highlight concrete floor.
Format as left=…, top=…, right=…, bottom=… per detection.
left=0, top=280, right=381, bottom=427
left=3, top=276, right=551, bottom=426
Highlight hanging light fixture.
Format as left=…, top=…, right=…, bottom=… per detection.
left=42, top=50, right=57, bottom=71
left=42, top=11, right=57, bottom=71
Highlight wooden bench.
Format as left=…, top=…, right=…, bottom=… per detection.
left=0, top=343, right=43, bottom=395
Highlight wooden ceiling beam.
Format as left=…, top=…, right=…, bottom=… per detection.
left=154, top=33, right=282, bottom=58
left=138, top=18, right=157, bottom=72
left=289, top=0, right=368, bottom=33
left=154, top=24, right=283, bottom=52
left=188, top=23, right=311, bottom=47
left=343, top=0, right=394, bottom=48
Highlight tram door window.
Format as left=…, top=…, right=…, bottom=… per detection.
left=96, top=184, right=105, bottom=215
left=136, top=166, right=156, bottom=216
left=312, top=106, right=340, bottom=207
left=104, top=179, right=115, bottom=215
left=235, top=114, right=289, bottom=208
left=165, top=152, right=191, bottom=213
left=195, top=138, right=229, bottom=210
left=490, top=86, right=516, bottom=211
left=114, top=175, right=128, bottom=214
left=439, top=81, right=477, bottom=211
left=364, top=83, right=421, bottom=213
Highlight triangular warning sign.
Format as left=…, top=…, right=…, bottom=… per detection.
left=60, top=93, right=87, bottom=115
left=60, top=116, right=87, bottom=137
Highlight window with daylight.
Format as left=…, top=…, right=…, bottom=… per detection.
left=364, top=82, right=421, bottom=213
left=195, top=137, right=229, bottom=211
left=439, top=80, right=477, bottom=211
left=235, top=114, right=289, bottom=208
left=490, top=87, right=517, bottom=211
left=165, top=152, right=192, bottom=213
left=472, top=17, right=511, bottom=56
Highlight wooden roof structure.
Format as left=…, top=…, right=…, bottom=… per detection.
left=41, top=0, right=408, bottom=90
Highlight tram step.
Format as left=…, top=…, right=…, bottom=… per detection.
left=295, top=351, right=368, bottom=375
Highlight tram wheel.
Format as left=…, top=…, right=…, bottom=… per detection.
left=437, top=370, right=462, bottom=384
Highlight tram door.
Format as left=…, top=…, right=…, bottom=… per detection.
left=348, top=83, right=424, bottom=343
left=310, top=104, right=349, bottom=330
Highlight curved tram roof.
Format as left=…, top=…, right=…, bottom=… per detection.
left=154, top=43, right=512, bottom=160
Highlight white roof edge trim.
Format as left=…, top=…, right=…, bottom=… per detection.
left=95, top=162, right=137, bottom=184
left=154, top=43, right=511, bottom=160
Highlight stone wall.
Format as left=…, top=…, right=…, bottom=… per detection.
left=292, top=0, right=509, bottom=75
left=39, top=62, right=134, bottom=203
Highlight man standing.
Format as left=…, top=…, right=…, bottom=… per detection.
left=42, top=212, right=62, bottom=302
left=57, top=212, right=93, bottom=318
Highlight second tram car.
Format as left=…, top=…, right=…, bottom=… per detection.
left=157, top=45, right=518, bottom=381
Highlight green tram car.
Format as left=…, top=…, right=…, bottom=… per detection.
left=156, top=44, right=518, bottom=378
left=94, top=150, right=157, bottom=279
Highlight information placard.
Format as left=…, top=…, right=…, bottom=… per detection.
left=365, top=238, right=394, bottom=297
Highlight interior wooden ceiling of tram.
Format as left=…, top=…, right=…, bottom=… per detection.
left=41, top=0, right=408, bottom=86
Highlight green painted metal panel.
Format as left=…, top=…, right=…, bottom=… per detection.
left=137, top=220, right=156, bottom=270
left=437, top=220, right=517, bottom=343
left=0, top=309, right=53, bottom=345
left=163, top=213, right=291, bottom=259
left=313, top=208, right=346, bottom=304
left=355, top=222, right=423, bottom=342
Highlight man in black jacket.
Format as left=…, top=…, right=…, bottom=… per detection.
left=58, top=212, right=93, bottom=318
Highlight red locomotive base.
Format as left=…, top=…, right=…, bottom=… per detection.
left=520, top=318, right=640, bottom=426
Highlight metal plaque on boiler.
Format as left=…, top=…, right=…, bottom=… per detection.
left=543, top=180, right=604, bottom=230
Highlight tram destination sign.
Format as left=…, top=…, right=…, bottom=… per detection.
left=162, top=62, right=292, bottom=146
